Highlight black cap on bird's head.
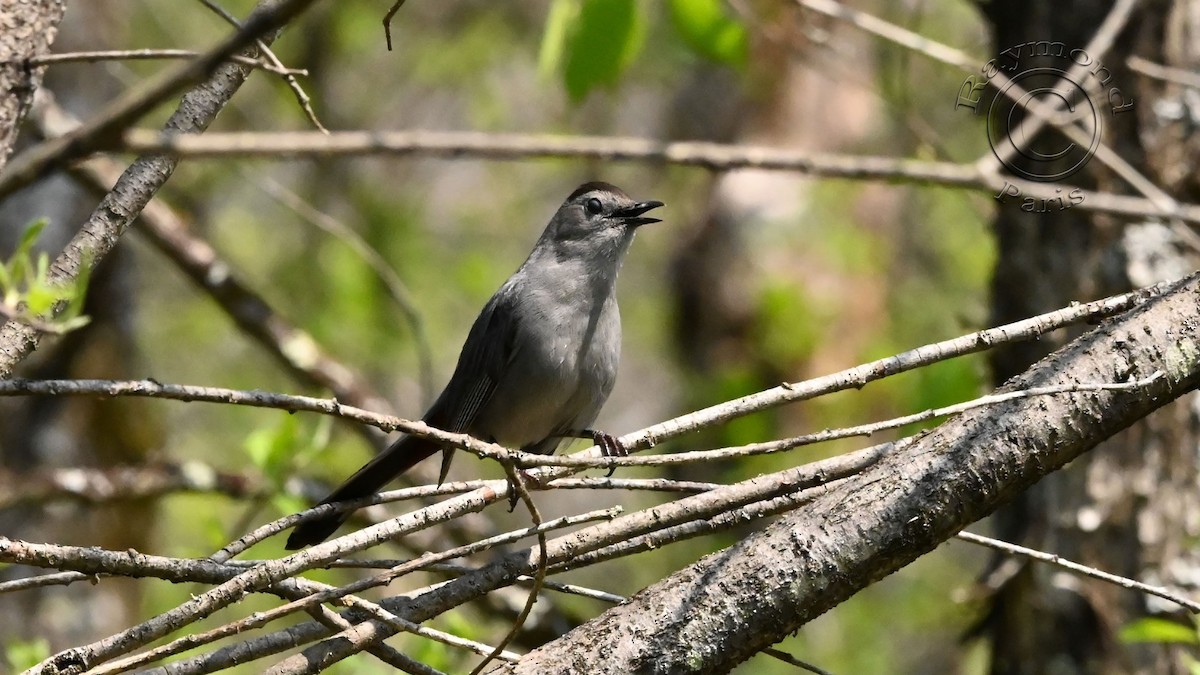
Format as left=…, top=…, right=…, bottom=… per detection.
left=533, top=182, right=664, bottom=263
left=563, top=181, right=664, bottom=228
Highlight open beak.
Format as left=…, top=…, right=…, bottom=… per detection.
left=616, top=200, right=664, bottom=227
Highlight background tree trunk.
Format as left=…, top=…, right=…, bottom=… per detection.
left=981, top=1, right=1200, bottom=673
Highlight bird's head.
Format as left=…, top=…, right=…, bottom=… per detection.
left=538, top=182, right=663, bottom=264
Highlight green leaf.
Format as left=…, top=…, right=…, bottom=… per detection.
left=57, top=316, right=92, bottom=332
left=562, top=0, right=645, bottom=100
left=34, top=252, right=49, bottom=285
left=23, top=285, right=58, bottom=316
left=64, top=252, right=94, bottom=320
left=1120, top=617, right=1200, bottom=645
left=5, top=221, right=42, bottom=288
left=14, top=219, right=46, bottom=259
left=538, top=0, right=577, bottom=79
left=667, top=0, right=748, bottom=66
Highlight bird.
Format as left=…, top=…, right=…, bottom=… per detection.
left=285, top=182, right=663, bottom=549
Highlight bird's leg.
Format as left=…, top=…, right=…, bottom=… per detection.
left=565, top=428, right=627, bottom=477
left=505, top=467, right=546, bottom=512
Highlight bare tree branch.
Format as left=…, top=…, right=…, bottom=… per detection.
left=954, top=531, right=1200, bottom=613
left=21, top=49, right=307, bottom=75
left=798, top=0, right=1200, bottom=251
left=31, top=93, right=396, bottom=433
left=116, top=129, right=1200, bottom=225
left=0, top=462, right=268, bottom=509
left=0, top=281, right=1166, bottom=474
left=194, top=0, right=327, bottom=132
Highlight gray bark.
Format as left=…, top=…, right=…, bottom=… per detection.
left=0, top=0, right=66, bottom=171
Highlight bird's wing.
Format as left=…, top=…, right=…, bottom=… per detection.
left=425, top=284, right=521, bottom=434
left=425, top=287, right=521, bottom=484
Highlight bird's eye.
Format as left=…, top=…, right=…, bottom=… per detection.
left=585, top=197, right=603, bottom=215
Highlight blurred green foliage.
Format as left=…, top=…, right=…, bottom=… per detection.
left=667, top=0, right=748, bottom=67
left=0, top=219, right=91, bottom=333
left=4, top=637, right=50, bottom=672
left=545, top=0, right=647, bottom=100
left=1122, top=617, right=1200, bottom=646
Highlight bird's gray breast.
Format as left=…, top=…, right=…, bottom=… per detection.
left=472, top=275, right=621, bottom=452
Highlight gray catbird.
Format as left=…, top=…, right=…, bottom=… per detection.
left=285, top=182, right=662, bottom=549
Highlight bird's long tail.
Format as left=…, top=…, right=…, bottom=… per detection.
left=285, top=435, right=442, bottom=549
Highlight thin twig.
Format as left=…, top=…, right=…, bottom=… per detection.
left=356, top=561, right=629, bottom=604
left=0, top=570, right=92, bottom=595
left=763, top=648, right=835, bottom=675
left=213, top=479, right=491, bottom=562
left=544, top=476, right=721, bottom=492
left=195, top=0, right=328, bottom=132
left=1128, top=55, right=1200, bottom=91
left=32, top=91, right=395, bottom=441
left=512, top=373, right=1164, bottom=469
left=470, top=466, right=547, bottom=675
left=0, top=282, right=1168, bottom=475
left=23, top=48, right=307, bottom=75
left=0, top=461, right=269, bottom=509
left=252, top=171, right=437, bottom=404
left=797, top=0, right=1200, bottom=252
left=955, top=531, right=1200, bottom=613
left=383, top=0, right=409, bottom=50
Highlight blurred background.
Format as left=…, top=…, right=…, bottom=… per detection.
left=3, top=1, right=1198, bottom=673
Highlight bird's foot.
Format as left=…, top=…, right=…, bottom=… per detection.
left=585, top=429, right=627, bottom=477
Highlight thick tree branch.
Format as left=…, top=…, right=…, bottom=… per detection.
left=498, top=275, right=1200, bottom=673
left=0, top=0, right=65, bottom=171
